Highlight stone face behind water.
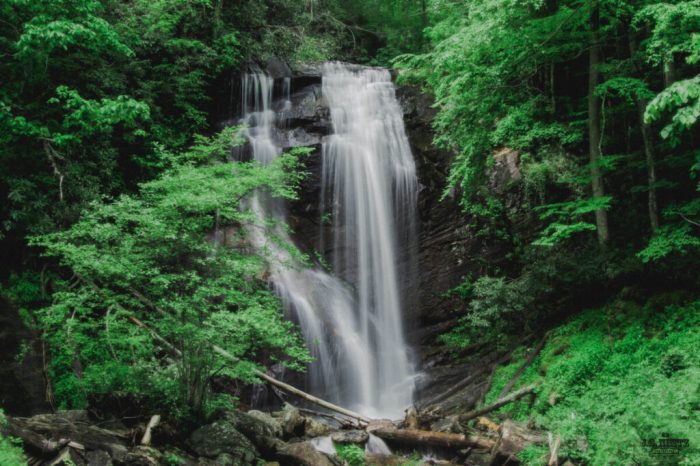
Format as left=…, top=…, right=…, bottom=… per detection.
left=330, top=429, right=369, bottom=445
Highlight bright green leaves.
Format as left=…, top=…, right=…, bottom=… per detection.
left=638, top=223, right=700, bottom=262
left=485, top=298, right=700, bottom=465
left=47, top=86, right=150, bottom=144
left=29, top=131, right=311, bottom=417
left=14, top=0, right=133, bottom=62
left=596, top=77, right=655, bottom=104
left=638, top=196, right=700, bottom=261
left=634, top=1, right=700, bottom=67
left=533, top=197, right=612, bottom=246
left=645, top=76, right=700, bottom=143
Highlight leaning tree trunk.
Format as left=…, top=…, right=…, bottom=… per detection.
left=588, top=0, right=610, bottom=245
left=637, top=100, right=660, bottom=232
left=629, top=34, right=660, bottom=233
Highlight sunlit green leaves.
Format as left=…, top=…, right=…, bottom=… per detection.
left=29, top=132, right=311, bottom=417
left=645, top=77, right=700, bottom=143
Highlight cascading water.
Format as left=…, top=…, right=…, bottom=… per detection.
left=239, top=63, right=418, bottom=419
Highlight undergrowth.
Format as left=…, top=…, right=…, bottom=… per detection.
left=335, top=443, right=366, bottom=466
left=0, top=409, right=26, bottom=466
left=482, top=293, right=700, bottom=465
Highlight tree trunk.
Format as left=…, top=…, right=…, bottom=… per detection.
left=664, top=55, right=676, bottom=88
left=588, top=0, right=610, bottom=245
left=629, top=35, right=660, bottom=232
left=637, top=101, right=660, bottom=232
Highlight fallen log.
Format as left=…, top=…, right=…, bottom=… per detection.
left=212, top=345, right=371, bottom=424
left=370, top=427, right=497, bottom=450
left=459, top=384, right=537, bottom=422
left=120, top=302, right=371, bottom=425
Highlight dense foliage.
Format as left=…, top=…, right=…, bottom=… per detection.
left=484, top=293, right=700, bottom=465
left=396, top=0, right=699, bottom=255
left=30, top=129, right=311, bottom=419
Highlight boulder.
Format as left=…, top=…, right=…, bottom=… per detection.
left=265, top=57, right=291, bottom=79
left=280, top=404, right=305, bottom=438
left=7, top=412, right=129, bottom=462
left=246, top=410, right=283, bottom=438
left=224, top=410, right=284, bottom=454
left=366, top=455, right=408, bottom=466
left=84, top=449, right=113, bottom=466
left=186, top=420, right=258, bottom=464
left=304, top=417, right=334, bottom=438
left=277, top=441, right=335, bottom=466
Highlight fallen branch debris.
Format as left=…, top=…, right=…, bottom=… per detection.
left=459, top=384, right=537, bottom=422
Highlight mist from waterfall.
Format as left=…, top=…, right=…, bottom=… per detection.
left=239, top=63, right=418, bottom=418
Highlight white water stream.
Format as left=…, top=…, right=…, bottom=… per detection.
left=239, top=63, right=418, bottom=419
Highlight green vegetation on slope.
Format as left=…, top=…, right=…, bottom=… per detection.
left=482, top=294, right=700, bottom=465
left=0, top=409, right=26, bottom=466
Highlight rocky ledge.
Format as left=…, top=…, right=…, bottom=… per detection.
left=3, top=402, right=549, bottom=466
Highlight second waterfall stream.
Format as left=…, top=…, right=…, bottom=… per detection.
left=240, top=62, right=418, bottom=419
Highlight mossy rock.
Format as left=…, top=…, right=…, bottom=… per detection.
left=186, top=420, right=258, bottom=464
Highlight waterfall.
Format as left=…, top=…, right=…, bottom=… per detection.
left=239, top=63, right=418, bottom=418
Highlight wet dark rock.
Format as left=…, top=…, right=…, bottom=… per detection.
left=330, top=429, right=369, bottom=445
left=266, top=57, right=292, bottom=79
left=84, top=449, right=114, bottom=466
left=303, top=417, right=334, bottom=438
left=291, top=62, right=324, bottom=78
left=186, top=420, right=258, bottom=463
left=243, top=410, right=284, bottom=438
left=366, top=454, right=405, bottom=466
left=277, top=441, right=335, bottom=466
left=224, top=410, right=284, bottom=455
left=280, top=404, right=306, bottom=438
left=6, top=411, right=129, bottom=463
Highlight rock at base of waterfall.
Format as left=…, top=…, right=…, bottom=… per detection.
left=277, top=441, right=336, bottom=466
left=186, top=420, right=258, bottom=463
left=330, top=429, right=369, bottom=445
left=304, top=417, right=334, bottom=438
left=244, top=410, right=284, bottom=438
left=223, top=410, right=285, bottom=454
left=281, top=404, right=306, bottom=437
